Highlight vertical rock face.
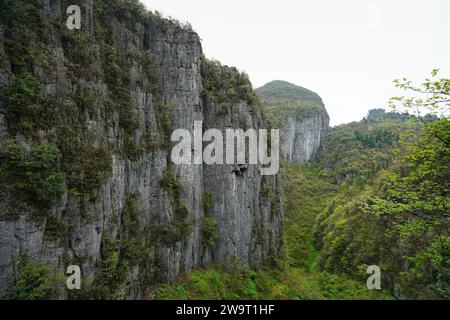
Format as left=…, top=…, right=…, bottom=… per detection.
left=202, top=99, right=283, bottom=269
left=257, top=80, right=330, bottom=164
left=279, top=115, right=329, bottom=163
left=0, top=0, right=283, bottom=299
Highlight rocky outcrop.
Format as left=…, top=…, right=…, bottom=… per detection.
left=279, top=114, right=329, bottom=163
left=0, top=0, right=283, bottom=299
left=257, top=80, right=329, bottom=164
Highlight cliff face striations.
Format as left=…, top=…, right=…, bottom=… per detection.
left=0, top=0, right=283, bottom=299
left=257, top=80, right=329, bottom=164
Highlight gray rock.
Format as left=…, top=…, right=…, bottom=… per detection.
left=256, top=80, right=330, bottom=164
left=280, top=114, right=329, bottom=163
left=0, top=0, right=283, bottom=299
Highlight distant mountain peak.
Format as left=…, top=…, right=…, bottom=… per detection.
left=255, top=81, right=330, bottom=164
left=256, top=80, right=329, bottom=123
left=256, top=80, right=323, bottom=104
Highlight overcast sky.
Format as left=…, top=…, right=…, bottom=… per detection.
left=142, top=0, right=450, bottom=126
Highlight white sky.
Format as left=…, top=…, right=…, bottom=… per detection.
left=142, top=0, right=450, bottom=126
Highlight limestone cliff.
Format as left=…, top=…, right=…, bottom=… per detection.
left=257, top=80, right=329, bottom=163
left=0, top=0, right=283, bottom=299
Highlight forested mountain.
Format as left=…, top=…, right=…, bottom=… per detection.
left=316, top=109, right=415, bottom=184
left=313, top=109, right=449, bottom=299
left=257, top=81, right=329, bottom=164
left=257, top=80, right=327, bottom=122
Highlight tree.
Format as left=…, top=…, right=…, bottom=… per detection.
left=390, top=69, right=450, bottom=144
left=314, top=70, right=449, bottom=299
left=381, top=70, right=450, bottom=298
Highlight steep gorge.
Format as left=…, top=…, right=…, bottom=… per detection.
left=0, top=0, right=282, bottom=299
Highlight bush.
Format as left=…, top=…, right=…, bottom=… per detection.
left=159, top=170, right=182, bottom=195
left=7, top=256, right=64, bottom=300
left=63, top=145, right=112, bottom=199
left=4, top=72, right=42, bottom=133
left=122, top=194, right=140, bottom=236
left=2, top=0, right=48, bottom=72
left=0, top=139, right=65, bottom=209
left=5, top=72, right=42, bottom=108
left=23, top=143, right=65, bottom=208
left=0, top=138, right=23, bottom=177
left=143, top=54, right=159, bottom=94
left=156, top=102, right=173, bottom=148
left=203, top=192, right=212, bottom=210
left=202, top=217, right=217, bottom=249
left=153, top=265, right=392, bottom=300
left=118, top=106, right=139, bottom=132
left=122, top=137, right=145, bottom=160
left=51, top=127, right=112, bottom=199
left=201, top=58, right=257, bottom=106
left=44, top=214, right=67, bottom=241
left=102, top=44, right=138, bottom=134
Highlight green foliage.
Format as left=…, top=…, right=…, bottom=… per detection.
left=1, top=0, right=49, bottom=73
left=155, top=170, right=193, bottom=245
left=256, top=80, right=328, bottom=125
left=282, top=164, right=337, bottom=269
left=316, top=110, right=414, bottom=183
left=62, top=145, right=112, bottom=199
left=203, top=191, right=212, bottom=210
left=5, top=72, right=42, bottom=109
left=49, top=125, right=112, bottom=199
left=159, top=169, right=182, bottom=195
left=0, top=139, right=22, bottom=177
left=3, top=72, right=52, bottom=134
left=1, top=208, right=20, bottom=221
left=152, top=159, right=393, bottom=301
left=83, top=235, right=127, bottom=299
left=143, top=54, right=159, bottom=94
left=73, top=194, right=156, bottom=299
left=95, top=0, right=151, bottom=35
left=23, top=143, right=65, bottom=207
left=202, top=58, right=258, bottom=106
left=122, top=194, right=140, bottom=236
left=315, top=71, right=450, bottom=299
left=7, top=256, right=64, bottom=300
left=61, top=29, right=95, bottom=76
left=151, top=102, right=173, bottom=148
left=122, top=137, right=145, bottom=160
left=202, top=217, right=218, bottom=249
left=75, top=85, right=100, bottom=116
left=153, top=264, right=391, bottom=300
left=389, top=69, right=449, bottom=119
left=0, top=139, right=65, bottom=209
left=150, top=219, right=192, bottom=246
left=44, top=214, right=68, bottom=241
left=313, top=186, right=390, bottom=279
left=141, top=131, right=157, bottom=152
left=102, top=43, right=139, bottom=133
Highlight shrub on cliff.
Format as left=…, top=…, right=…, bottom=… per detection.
left=0, top=139, right=65, bottom=209
left=6, top=256, right=64, bottom=300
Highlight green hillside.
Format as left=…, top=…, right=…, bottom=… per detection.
left=256, top=80, right=329, bottom=124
